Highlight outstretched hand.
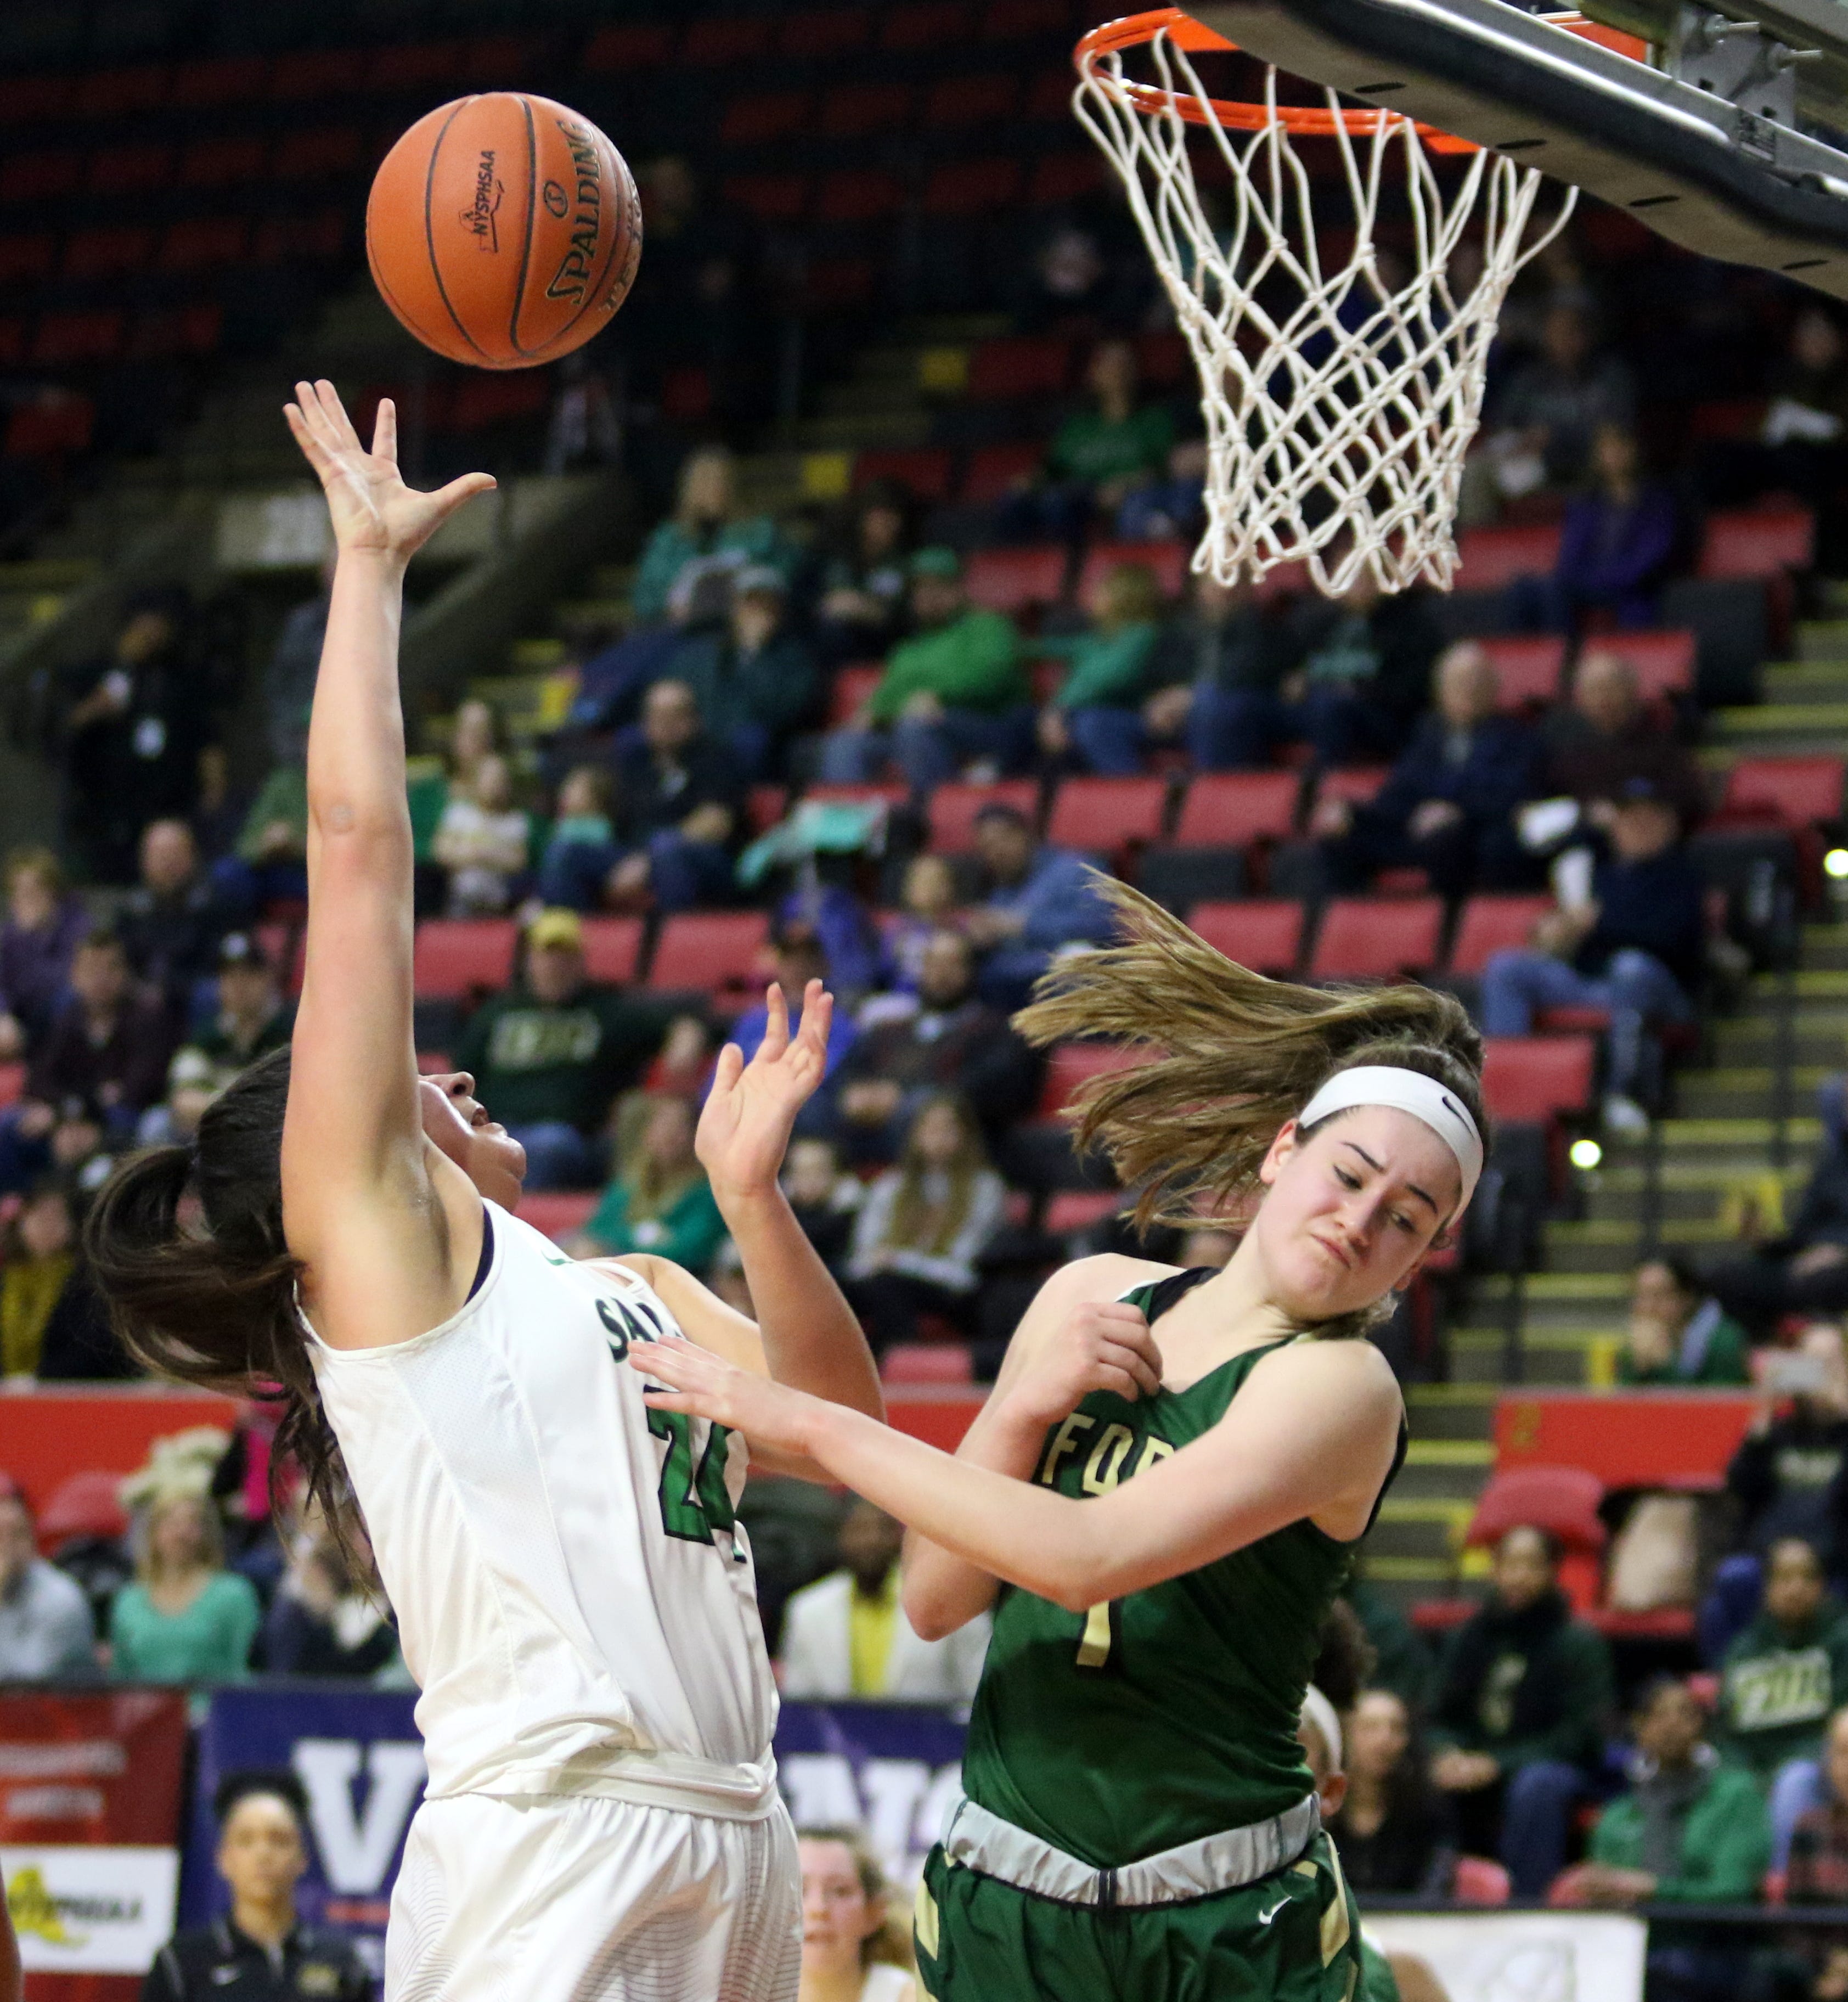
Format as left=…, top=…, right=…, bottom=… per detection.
left=696, top=978, right=833, bottom=1205
left=284, top=379, right=495, bottom=565
left=632, top=1335, right=820, bottom=1460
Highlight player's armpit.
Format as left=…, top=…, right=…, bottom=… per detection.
left=606, top=1255, right=772, bottom=1376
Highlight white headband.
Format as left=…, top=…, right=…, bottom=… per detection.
left=1300, top=1684, right=1343, bottom=1771
left=1297, top=1065, right=1483, bottom=1211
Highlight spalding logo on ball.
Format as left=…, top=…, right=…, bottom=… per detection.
left=367, top=92, right=641, bottom=369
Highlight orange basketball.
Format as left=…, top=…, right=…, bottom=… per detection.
left=365, top=93, right=641, bottom=370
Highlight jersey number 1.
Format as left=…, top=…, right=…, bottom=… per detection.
left=648, top=1408, right=737, bottom=1545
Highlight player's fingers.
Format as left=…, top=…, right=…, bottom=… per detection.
left=317, top=378, right=362, bottom=453
left=1091, top=1365, right=1142, bottom=1403
left=758, top=982, right=788, bottom=1060
left=293, top=383, right=333, bottom=448
left=1098, top=1338, right=1163, bottom=1400
left=282, top=404, right=323, bottom=464
left=372, top=395, right=398, bottom=464
left=795, top=982, right=832, bottom=1056
left=430, top=471, right=497, bottom=519
left=709, top=1042, right=745, bottom=1095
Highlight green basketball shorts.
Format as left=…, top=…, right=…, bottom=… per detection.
left=914, top=1829, right=1365, bottom=2002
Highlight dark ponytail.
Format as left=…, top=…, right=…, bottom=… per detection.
left=84, top=1045, right=357, bottom=1549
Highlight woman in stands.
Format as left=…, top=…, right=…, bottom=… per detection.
left=85, top=382, right=883, bottom=2002
left=635, top=878, right=1485, bottom=2002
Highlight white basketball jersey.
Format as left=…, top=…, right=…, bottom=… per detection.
left=308, top=1202, right=777, bottom=1812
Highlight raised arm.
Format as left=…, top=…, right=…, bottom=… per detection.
left=278, top=381, right=494, bottom=1337
left=634, top=1331, right=1402, bottom=1610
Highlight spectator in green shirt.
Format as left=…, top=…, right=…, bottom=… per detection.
left=1035, top=561, right=1165, bottom=774
left=1620, top=1257, right=1753, bottom=1386
left=1002, top=340, right=1174, bottom=543
left=632, top=446, right=791, bottom=627
left=818, top=550, right=1030, bottom=794
left=110, top=1489, right=259, bottom=1685
left=1720, top=1537, right=1848, bottom=1865
left=452, top=908, right=693, bottom=1190
left=571, top=1092, right=724, bottom=1273
left=1561, top=1675, right=1768, bottom=2001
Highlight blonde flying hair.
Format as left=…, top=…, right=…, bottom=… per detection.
left=1016, top=879, right=1486, bottom=1298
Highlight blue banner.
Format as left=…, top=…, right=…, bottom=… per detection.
left=183, top=1686, right=967, bottom=1975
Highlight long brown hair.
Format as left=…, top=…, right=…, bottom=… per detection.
left=1015, top=875, right=1486, bottom=1238
left=881, top=1093, right=990, bottom=1257
left=82, top=1047, right=359, bottom=1550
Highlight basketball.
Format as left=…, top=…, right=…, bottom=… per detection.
left=365, top=92, right=641, bottom=371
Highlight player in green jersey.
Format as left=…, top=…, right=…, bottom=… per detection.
left=633, top=881, right=1486, bottom=2002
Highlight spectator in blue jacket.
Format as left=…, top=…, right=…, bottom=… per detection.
left=1480, top=775, right=1705, bottom=1136
left=962, top=803, right=1115, bottom=1010
left=726, top=921, right=857, bottom=1137
left=1311, top=643, right=1542, bottom=898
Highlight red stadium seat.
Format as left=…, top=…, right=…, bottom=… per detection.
left=1173, top=773, right=1300, bottom=848
left=685, top=17, right=774, bottom=63
left=820, top=81, right=912, bottom=137
left=1309, top=767, right=1391, bottom=813
left=64, top=228, right=153, bottom=278
left=1036, top=1042, right=1141, bottom=1118
left=964, top=546, right=1067, bottom=613
left=1454, top=524, right=1562, bottom=592
left=583, top=23, right=675, bottom=69
left=179, top=136, right=267, bottom=188
left=272, top=127, right=365, bottom=181
left=1310, top=897, right=1445, bottom=981
left=961, top=442, right=1043, bottom=503
left=0, top=238, right=55, bottom=284
left=1480, top=1036, right=1596, bottom=1124
left=927, top=780, right=1039, bottom=853
left=0, top=1063, right=23, bottom=1111
left=922, top=74, right=1017, bottom=127
left=966, top=336, right=1071, bottom=401
left=171, top=55, right=267, bottom=105
left=884, top=2, right=971, bottom=50
left=1189, top=899, right=1304, bottom=975
left=927, top=159, right=1022, bottom=221
left=1480, top=636, right=1565, bottom=710
left=1076, top=540, right=1190, bottom=603
left=778, top=7, right=872, bottom=57
left=854, top=447, right=953, bottom=501
left=159, top=217, right=246, bottom=271
left=4, top=396, right=93, bottom=458
left=746, top=785, right=789, bottom=837
left=413, top=920, right=517, bottom=999
left=1699, top=505, right=1816, bottom=578
left=1593, top=628, right=1696, bottom=701
left=882, top=1342, right=974, bottom=1383
left=90, top=143, right=170, bottom=195
left=816, top=165, right=900, bottom=225
left=724, top=174, right=809, bottom=224
left=518, top=1192, right=600, bottom=1243
left=1721, top=755, right=1844, bottom=828
left=1029, top=153, right=1109, bottom=204
left=720, top=90, right=809, bottom=147
left=807, top=782, right=909, bottom=813
left=647, top=912, right=770, bottom=997
left=1044, top=1189, right=1125, bottom=1234
left=1466, top=1464, right=1607, bottom=1612
left=1447, top=895, right=1553, bottom=976
left=1045, top=776, right=1169, bottom=853
left=579, top=917, right=644, bottom=987
left=828, top=663, right=883, bottom=729
left=31, top=311, right=123, bottom=366
left=38, top=1470, right=128, bottom=1550
left=986, top=0, right=1068, bottom=36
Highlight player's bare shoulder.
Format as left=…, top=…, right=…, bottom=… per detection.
left=1033, top=1252, right=1177, bottom=1314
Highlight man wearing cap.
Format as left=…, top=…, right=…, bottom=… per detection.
left=1480, top=775, right=1705, bottom=1137
left=189, top=935, right=292, bottom=1086
left=662, top=564, right=818, bottom=781
left=116, top=819, right=241, bottom=1038
left=453, top=908, right=694, bottom=1189
left=819, top=548, right=1030, bottom=792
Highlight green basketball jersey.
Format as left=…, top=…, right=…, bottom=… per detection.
left=961, top=1269, right=1403, bottom=1869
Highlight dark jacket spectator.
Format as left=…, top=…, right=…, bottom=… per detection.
left=1708, top=1093, right=1848, bottom=1333
left=1430, top=1525, right=1616, bottom=1894
left=1490, top=301, right=1637, bottom=487
left=115, top=819, right=240, bottom=1028
left=60, top=592, right=209, bottom=884
left=1547, top=426, right=1681, bottom=630
left=833, top=930, right=1041, bottom=1163
left=263, top=568, right=329, bottom=766
left=1541, top=648, right=1708, bottom=828
left=1577, top=820, right=1708, bottom=994
left=607, top=678, right=746, bottom=913
left=781, top=1137, right=859, bottom=1275
left=1141, top=573, right=1303, bottom=770
left=452, top=908, right=684, bottom=1190
left=185, top=934, right=293, bottom=1087
left=816, top=480, right=915, bottom=664
left=1619, top=1256, right=1751, bottom=1386
left=1784, top=1705, right=1848, bottom=1989
left=1329, top=1689, right=1454, bottom=1896
left=663, top=565, right=818, bottom=779
left=1719, top=1539, right=1848, bottom=1780
left=964, top=804, right=1116, bottom=1011
left=0, top=848, right=87, bottom=1058
left=1315, top=643, right=1541, bottom=898
left=26, top=929, right=172, bottom=1139
left=263, top=1521, right=398, bottom=1679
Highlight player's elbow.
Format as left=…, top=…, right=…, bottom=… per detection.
left=902, top=1577, right=971, bottom=1642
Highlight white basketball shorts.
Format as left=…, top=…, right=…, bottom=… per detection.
left=384, top=1791, right=801, bottom=2002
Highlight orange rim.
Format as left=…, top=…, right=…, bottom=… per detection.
left=1073, top=7, right=1650, bottom=158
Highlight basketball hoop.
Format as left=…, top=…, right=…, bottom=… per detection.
left=1073, top=7, right=1579, bottom=595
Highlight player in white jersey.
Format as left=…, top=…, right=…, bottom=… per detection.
left=85, top=381, right=886, bottom=2002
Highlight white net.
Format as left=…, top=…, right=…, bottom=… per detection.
left=1073, top=21, right=1576, bottom=595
